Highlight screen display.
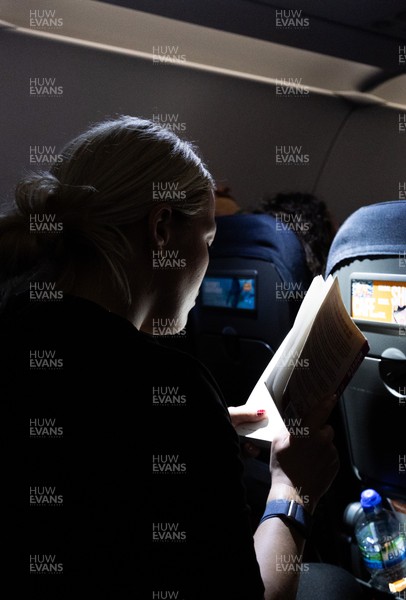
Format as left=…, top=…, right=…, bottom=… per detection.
left=351, top=278, right=406, bottom=325
left=200, top=275, right=257, bottom=311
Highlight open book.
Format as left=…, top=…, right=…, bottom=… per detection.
left=235, top=274, right=370, bottom=444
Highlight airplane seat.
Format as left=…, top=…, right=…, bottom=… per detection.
left=325, top=199, right=406, bottom=501
left=325, top=200, right=406, bottom=595
left=189, top=213, right=313, bottom=407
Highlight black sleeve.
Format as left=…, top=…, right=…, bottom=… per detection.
left=150, top=354, right=266, bottom=600
left=2, top=299, right=265, bottom=600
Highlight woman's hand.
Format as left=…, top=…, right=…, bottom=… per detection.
left=228, top=405, right=268, bottom=458
left=228, top=405, right=267, bottom=428
left=269, top=395, right=340, bottom=514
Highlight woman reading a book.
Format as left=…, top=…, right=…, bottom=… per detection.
left=0, top=116, right=362, bottom=599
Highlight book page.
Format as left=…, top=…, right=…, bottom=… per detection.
left=242, top=275, right=326, bottom=411
left=235, top=381, right=287, bottom=444
left=282, top=276, right=368, bottom=420
left=266, top=275, right=333, bottom=403
left=235, top=275, right=328, bottom=442
left=236, top=275, right=369, bottom=443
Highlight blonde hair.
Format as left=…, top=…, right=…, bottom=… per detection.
left=0, top=115, right=214, bottom=304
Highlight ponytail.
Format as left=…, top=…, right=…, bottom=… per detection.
left=0, top=115, right=214, bottom=306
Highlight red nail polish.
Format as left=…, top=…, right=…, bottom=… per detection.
left=257, top=409, right=266, bottom=416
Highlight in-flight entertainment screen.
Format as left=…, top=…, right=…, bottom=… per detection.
left=351, top=276, right=406, bottom=325
left=201, top=273, right=257, bottom=312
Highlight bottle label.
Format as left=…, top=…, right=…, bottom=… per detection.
left=359, top=535, right=406, bottom=571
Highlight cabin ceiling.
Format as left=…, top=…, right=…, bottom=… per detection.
left=1, top=0, right=406, bottom=105
left=99, top=0, right=406, bottom=72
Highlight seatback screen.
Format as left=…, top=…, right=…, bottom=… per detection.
left=200, top=274, right=257, bottom=312
left=351, top=276, right=406, bottom=325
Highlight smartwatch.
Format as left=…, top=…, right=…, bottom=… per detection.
left=259, top=499, right=313, bottom=539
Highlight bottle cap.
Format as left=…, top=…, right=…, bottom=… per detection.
left=361, top=488, right=382, bottom=509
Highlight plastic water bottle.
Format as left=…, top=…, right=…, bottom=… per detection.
left=354, top=489, right=406, bottom=596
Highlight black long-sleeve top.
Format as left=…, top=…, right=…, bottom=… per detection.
left=1, top=292, right=265, bottom=599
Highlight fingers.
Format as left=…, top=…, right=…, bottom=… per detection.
left=302, top=394, right=339, bottom=432
left=228, top=405, right=268, bottom=427
left=271, top=423, right=340, bottom=508
left=318, top=425, right=340, bottom=466
left=319, top=423, right=335, bottom=443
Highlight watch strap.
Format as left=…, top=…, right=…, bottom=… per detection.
left=259, top=499, right=313, bottom=539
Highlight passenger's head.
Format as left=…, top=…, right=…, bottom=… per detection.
left=256, top=192, right=337, bottom=277
left=0, top=115, right=216, bottom=332
left=214, top=185, right=242, bottom=216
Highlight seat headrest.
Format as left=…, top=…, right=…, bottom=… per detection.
left=210, top=213, right=312, bottom=287
left=325, top=200, right=406, bottom=277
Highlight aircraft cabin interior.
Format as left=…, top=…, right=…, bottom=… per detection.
left=1, top=0, right=406, bottom=598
